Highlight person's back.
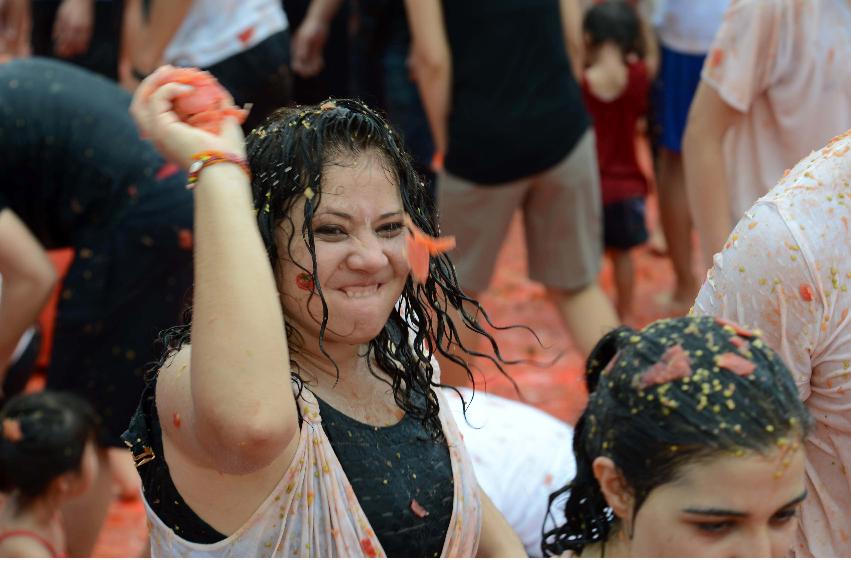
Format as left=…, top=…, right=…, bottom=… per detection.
left=693, top=130, right=851, bottom=556
left=441, top=0, right=589, bottom=184
left=0, top=57, right=165, bottom=247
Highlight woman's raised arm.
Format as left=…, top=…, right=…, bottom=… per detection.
left=130, top=68, right=298, bottom=474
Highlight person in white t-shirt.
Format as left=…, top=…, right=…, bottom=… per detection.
left=123, top=0, right=291, bottom=131
left=693, top=130, right=851, bottom=557
left=683, top=0, right=851, bottom=271
left=446, top=388, right=575, bottom=557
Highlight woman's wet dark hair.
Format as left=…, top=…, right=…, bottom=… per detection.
left=541, top=316, right=812, bottom=556
left=159, top=99, right=521, bottom=436
left=0, top=391, right=99, bottom=502
left=584, top=0, right=644, bottom=58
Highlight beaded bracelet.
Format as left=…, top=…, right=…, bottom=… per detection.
left=186, top=151, right=251, bottom=190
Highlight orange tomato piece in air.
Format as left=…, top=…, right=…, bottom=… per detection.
left=403, top=214, right=456, bottom=283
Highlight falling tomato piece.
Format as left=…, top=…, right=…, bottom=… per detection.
left=403, top=214, right=456, bottom=284
left=410, top=499, right=430, bottom=518
left=799, top=284, right=815, bottom=302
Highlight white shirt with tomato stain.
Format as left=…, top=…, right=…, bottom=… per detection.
left=693, top=130, right=851, bottom=557
left=700, top=0, right=851, bottom=221
left=163, top=0, right=288, bottom=69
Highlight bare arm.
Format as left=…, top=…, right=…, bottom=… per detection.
left=131, top=68, right=297, bottom=474
left=290, top=0, right=344, bottom=78
left=404, top=0, right=451, bottom=155
left=559, top=0, right=584, bottom=80
left=0, top=209, right=56, bottom=381
left=476, top=486, right=526, bottom=557
left=638, top=9, right=659, bottom=79
left=130, top=0, right=193, bottom=75
left=682, top=81, right=742, bottom=272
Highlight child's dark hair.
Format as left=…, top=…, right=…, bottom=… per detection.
left=158, top=98, right=522, bottom=436
left=0, top=391, right=99, bottom=502
left=584, top=0, right=644, bottom=58
left=541, top=316, right=812, bottom=556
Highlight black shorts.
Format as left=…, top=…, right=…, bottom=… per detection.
left=603, top=197, right=648, bottom=251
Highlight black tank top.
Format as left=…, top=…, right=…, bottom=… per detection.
left=126, top=379, right=454, bottom=557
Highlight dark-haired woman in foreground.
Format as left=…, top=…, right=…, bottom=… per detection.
left=123, top=67, right=524, bottom=557
left=542, top=316, right=812, bottom=557
left=0, top=391, right=100, bottom=557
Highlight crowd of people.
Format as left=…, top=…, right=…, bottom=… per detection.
left=0, top=0, right=849, bottom=558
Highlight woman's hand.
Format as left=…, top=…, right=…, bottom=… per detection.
left=129, top=66, right=246, bottom=170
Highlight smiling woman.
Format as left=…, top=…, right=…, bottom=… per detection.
left=542, top=316, right=812, bottom=558
left=121, top=72, right=525, bottom=558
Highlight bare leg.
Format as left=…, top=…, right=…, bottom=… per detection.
left=657, top=148, right=699, bottom=309
left=62, top=447, right=113, bottom=557
left=548, top=283, right=620, bottom=358
left=610, top=249, right=635, bottom=321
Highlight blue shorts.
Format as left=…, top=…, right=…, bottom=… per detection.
left=604, top=197, right=648, bottom=251
left=655, top=46, right=706, bottom=153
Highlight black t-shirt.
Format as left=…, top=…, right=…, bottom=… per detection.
left=0, top=57, right=166, bottom=247
left=442, top=0, right=590, bottom=184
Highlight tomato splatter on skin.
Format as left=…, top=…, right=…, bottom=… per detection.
left=173, top=413, right=181, bottom=428
left=296, top=272, right=314, bottom=292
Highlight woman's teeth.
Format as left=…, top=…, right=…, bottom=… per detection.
left=343, top=284, right=379, bottom=298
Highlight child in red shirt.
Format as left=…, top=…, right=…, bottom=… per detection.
left=581, top=0, right=658, bottom=320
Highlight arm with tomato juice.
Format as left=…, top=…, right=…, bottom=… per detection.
left=682, top=81, right=742, bottom=271
left=404, top=0, right=450, bottom=157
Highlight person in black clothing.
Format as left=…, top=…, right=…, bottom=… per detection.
left=405, top=0, right=620, bottom=387
left=0, top=57, right=194, bottom=556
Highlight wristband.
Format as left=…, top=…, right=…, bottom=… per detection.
left=186, top=151, right=251, bottom=190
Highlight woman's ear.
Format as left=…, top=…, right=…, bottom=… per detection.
left=592, top=456, right=634, bottom=521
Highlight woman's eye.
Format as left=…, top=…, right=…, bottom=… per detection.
left=770, top=508, right=798, bottom=525
left=378, top=222, right=404, bottom=236
left=315, top=225, right=346, bottom=237
left=694, top=521, right=734, bottom=534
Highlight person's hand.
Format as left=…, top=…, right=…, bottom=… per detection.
left=53, top=0, right=93, bottom=58
left=290, top=17, right=328, bottom=78
left=0, top=0, right=29, bottom=57
left=130, top=66, right=247, bottom=170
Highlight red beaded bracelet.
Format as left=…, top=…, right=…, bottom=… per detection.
left=186, top=150, right=251, bottom=190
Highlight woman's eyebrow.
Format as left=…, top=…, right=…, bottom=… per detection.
left=681, top=490, right=807, bottom=518
left=317, top=209, right=403, bottom=220
left=681, top=507, right=747, bottom=518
